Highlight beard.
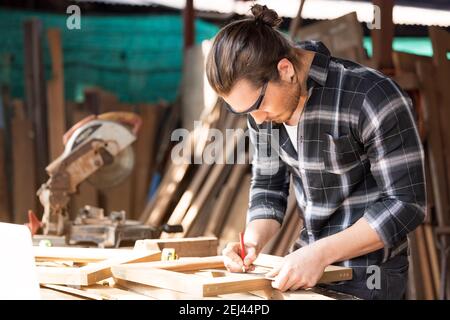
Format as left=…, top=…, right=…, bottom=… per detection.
left=273, top=83, right=302, bottom=123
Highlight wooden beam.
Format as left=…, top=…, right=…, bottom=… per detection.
left=289, top=0, right=306, bottom=39
left=23, top=18, right=48, bottom=185
left=183, top=0, right=195, bottom=51
left=11, top=100, right=37, bottom=223
left=0, top=128, right=10, bottom=222
left=46, top=28, right=66, bottom=161
left=41, top=284, right=152, bottom=300
left=370, top=0, right=394, bottom=70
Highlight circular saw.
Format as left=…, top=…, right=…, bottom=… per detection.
left=37, top=112, right=142, bottom=235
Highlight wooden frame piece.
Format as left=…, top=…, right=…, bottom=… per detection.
left=134, top=236, right=218, bottom=257
left=36, top=249, right=161, bottom=286
left=111, top=254, right=352, bottom=297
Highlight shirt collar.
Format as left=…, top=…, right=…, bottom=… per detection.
left=296, top=40, right=331, bottom=89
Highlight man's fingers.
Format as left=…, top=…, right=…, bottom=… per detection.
left=265, top=265, right=280, bottom=279
left=222, top=243, right=245, bottom=272
left=271, top=268, right=290, bottom=291
left=243, top=246, right=257, bottom=267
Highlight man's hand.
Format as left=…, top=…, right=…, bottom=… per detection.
left=222, top=242, right=258, bottom=273
left=222, top=219, right=280, bottom=273
left=265, top=242, right=327, bottom=291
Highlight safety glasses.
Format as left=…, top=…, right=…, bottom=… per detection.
left=223, top=81, right=268, bottom=115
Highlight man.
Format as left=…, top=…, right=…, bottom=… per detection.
left=206, top=5, right=426, bottom=299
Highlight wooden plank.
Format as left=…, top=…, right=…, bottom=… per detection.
left=0, top=129, right=10, bottom=222
left=289, top=0, right=305, bottom=39
left=423, top=224, right=440, bottom=297
left=250, top=288, right=334, bottom=300
left=112, top=253, right=352, bottom=297
left=111, top=266, right=272, bottom=297
left=416, top=60, right=450, bottom=227
left=134, top=236, right=218, bottom=257
left=414, top=226, right=435, bottom=299
left=121, top=256, right=225, bottom=272
left=46, top=28, right=66, bottom=161
left=204, top=163, right=249, bottom=237
left=39, top=287, right=84, bottom=300
left=370, top=0, right=394, bottom=70
left=23, top=19, right=49, bottom=186
left=218, top=173, right=251, bottom=251
left=141, top=103, right=222, bottom=227
left=114, top=278, right=203, bottom=300
left=130, top=104, right=163, bottom=218
left=429, top=27, right=450, bottom=214
left=11, top=100, right=37, bottom=223
left=37, top=250, right=161, bottom=286
left=33, top=246, right=153, bottom=263
left=41, top=284, right=152, bottom=300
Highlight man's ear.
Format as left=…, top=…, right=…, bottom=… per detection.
left=277, top=58, right=295, bottom=82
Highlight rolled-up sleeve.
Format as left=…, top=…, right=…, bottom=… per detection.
left=359, top=79, right=426, bottom=248
left=246, top=117, right=291, bottom=225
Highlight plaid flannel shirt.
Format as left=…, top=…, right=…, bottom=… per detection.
left=246, top=40, right=426, bottom=267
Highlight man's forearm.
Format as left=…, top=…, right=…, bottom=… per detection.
left=314, top=217, right=385, bottom=266
left=244, top=219, right=281, bottom=252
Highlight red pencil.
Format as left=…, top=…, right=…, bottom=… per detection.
left=239, top=231, right=246, bottom=272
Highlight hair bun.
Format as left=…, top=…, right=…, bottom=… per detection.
left=251, top=4, right=282, bottom=28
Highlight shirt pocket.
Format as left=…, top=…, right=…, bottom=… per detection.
left=321, top=133, right=362, bottom=174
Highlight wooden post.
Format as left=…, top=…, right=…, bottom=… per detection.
left=289, top=0, right=305, bottom=40
left=183, top=0, right=195, bottom=51
left=23, top=19, right=48, bottom=185
left=370, top=0, right=394, bottom=70
left=47, top=28, right=66, bottom=161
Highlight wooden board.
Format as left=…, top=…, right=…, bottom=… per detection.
left=46, top=28, right=66, bottom=162
left=0, top=129, right=10, bottom=222
left=41, top=284, right=152, bottom=300
left=218, top=173, right=251, bottom=251
left=33, top=246, right=154, bottom=263
left=37, top=250, right=161, bottom=286
left=130, top=104, right=163, bottom=218
left=11, top=100, right=37, bottom=223
left=134, top=236, right=218, bottom=257
left=204, top=162, right=249, bottom=237
left=370, top=0, right=394, bottom=70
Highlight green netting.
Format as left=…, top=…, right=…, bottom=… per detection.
left=363, top=36, right=450, bottom=59
left=0, top=8, right=219, bottom=103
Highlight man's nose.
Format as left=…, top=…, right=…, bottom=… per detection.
left=250, top=111, right=267, bottom=125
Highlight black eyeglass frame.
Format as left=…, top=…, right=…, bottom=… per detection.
left=222, top=81, right=268, bottom=115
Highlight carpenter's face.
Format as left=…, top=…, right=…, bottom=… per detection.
left=221, top=58, right=301, bottom=125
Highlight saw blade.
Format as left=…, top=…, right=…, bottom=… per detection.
left=87, top=145, right=135, bottom=190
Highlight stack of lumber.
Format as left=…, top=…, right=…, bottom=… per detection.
left=34, top=236, right=354, bottom=300
left=390, top=27, right=450, bottom=300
